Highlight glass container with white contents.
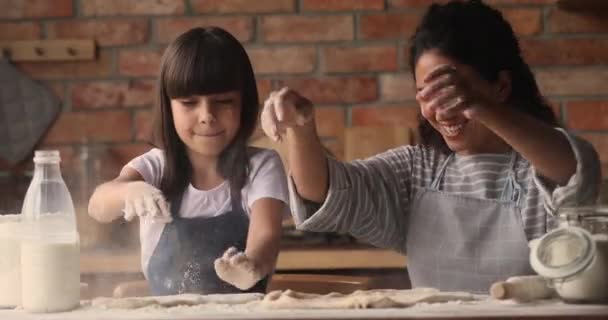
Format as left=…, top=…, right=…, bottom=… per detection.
left=0, top=214, right=22, bottom=308
left=530, top=206, right=608, bottom=303
left=20, top=150, right=81, bottom=313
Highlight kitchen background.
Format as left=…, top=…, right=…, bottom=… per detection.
left=0, top=0, right=607, bottom=295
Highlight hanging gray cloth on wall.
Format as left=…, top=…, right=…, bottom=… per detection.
left=0, top=59, right=61, bottom=165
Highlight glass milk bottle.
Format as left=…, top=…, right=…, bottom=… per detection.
left=20, top=150, right=80, bottom=313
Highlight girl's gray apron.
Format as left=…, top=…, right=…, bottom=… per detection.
left=147, top=188, right=267, bottom=295
left=407, top=152, right=534, bottom=293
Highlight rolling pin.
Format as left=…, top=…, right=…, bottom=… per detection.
left=490, top=275, right=556, bottom=302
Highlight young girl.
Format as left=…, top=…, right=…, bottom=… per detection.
left=88, top=27, right=288, bottom=295
left=260, top=0, right=601, bottom=293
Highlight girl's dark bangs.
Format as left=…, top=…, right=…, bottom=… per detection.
left=163, top=37, right=242, bottom=99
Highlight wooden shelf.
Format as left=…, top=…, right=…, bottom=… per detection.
left=557, top=0, right=608, bottom=12
left=0, top=39, right=95, bottom=62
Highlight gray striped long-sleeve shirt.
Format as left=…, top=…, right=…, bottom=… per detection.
left=289, top=128, right=601, bottom=254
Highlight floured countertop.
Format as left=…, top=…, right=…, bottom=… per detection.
left=1, top=298, right=608, bottom=320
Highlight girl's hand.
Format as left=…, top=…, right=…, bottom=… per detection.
left=416, top=64, right=499, bottom=121
left=261, top=87, right=314, bottom=142
left=214, top=247, right=263, bottom=290
left=123, top=181, right=172, bottom=223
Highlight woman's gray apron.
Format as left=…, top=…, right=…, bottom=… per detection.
left=147, top=188, right=267, bottom=295
left=407, top=152, right=534, bottom=293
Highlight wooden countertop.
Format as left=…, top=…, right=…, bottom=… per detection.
left=80, top=246, right=407, bottom=274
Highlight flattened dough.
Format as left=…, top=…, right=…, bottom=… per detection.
left=260, top=288, right=480, bottom=309
left=91, top=293, right=264, bottom=309
left=90, top=289, right=481, bottom=310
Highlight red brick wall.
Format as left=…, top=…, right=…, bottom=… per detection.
left=2, top=0, right=608, bottom=176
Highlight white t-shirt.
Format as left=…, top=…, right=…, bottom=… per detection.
left=123, top=147, right=289, bottom=276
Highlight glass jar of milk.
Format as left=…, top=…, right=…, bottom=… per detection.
left=530, top=206, right=608, bottom=303
left=20, top=150, right=80, bottom=313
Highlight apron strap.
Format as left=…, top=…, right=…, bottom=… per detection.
left=169, top=190, right=184, bottom=219
left=430, top=153, right=454, bottom=190
left=229, top=184, right=244, bottom=213
left=500, top=151, right=522, bottom=203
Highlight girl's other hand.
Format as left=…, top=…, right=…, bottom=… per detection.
left=261, top=87, right=314, bottom=142
left=214, top=247, right=263, bottom=290
left=123, top=181, right=172, bottom=223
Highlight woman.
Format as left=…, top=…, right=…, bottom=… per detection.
left=260, top=0, right=601, bottom=293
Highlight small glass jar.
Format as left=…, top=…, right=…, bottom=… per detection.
left=530, top=206, right=608, bottom=303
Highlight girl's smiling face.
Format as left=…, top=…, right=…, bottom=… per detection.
left=171, top=91, right=242, bottom=158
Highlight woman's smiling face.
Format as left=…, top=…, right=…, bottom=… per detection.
left=415, top=49, right=508, bottom=155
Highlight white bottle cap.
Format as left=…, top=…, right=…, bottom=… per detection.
left=33, top=150, right=60, bottom=164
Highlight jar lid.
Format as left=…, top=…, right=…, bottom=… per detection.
left=530, top=226, right=595, bottom=280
